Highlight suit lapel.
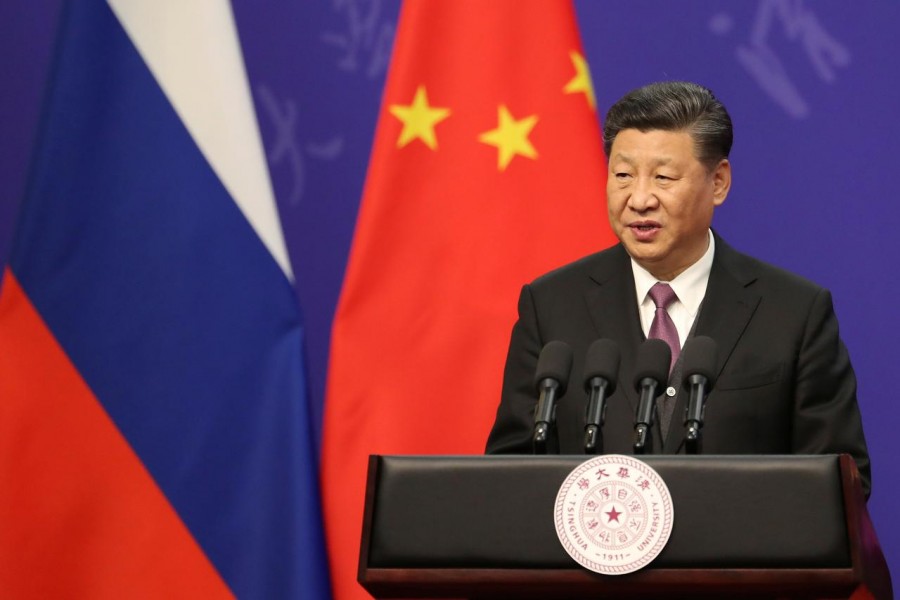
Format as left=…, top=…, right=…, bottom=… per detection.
left=693, top=236, right=761, bottom=379
left=584, top=245, right=645, bottom=418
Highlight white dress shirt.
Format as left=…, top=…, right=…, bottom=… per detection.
left=631, top=230, right=715, bottom=349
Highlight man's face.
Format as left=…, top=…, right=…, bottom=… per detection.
left=606, top=128, right=730, bottom=281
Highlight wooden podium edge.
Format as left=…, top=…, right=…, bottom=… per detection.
left=840, top=455, right=893, bottom=600
left=357, top=454, right=381, bottom=586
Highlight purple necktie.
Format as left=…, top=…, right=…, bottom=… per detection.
left=648, top=282, right=680, bottom=372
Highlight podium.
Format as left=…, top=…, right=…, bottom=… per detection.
left=358, top=454, right=891, bottom=599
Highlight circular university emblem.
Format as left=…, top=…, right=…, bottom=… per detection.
left=554, top=454, right=674, bottom=575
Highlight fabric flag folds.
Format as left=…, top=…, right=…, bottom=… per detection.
left=322, top=1, right=617, bottom=598
left=0, top=2, right=330, bottom=599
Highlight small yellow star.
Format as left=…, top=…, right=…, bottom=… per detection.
left=388, top=85, right=450, bottom=150
left=478, top=105, right=538, bottom=171
left=563, top=50, right=596, bottom=110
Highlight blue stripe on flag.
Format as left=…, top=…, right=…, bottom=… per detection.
left=11, top=3, right=330, bottom=598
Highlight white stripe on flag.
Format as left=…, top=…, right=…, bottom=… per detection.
left=106, top=0, right=294, bottom=281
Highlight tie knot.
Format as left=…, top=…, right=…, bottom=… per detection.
left=649, top=282, right=677, bottom=309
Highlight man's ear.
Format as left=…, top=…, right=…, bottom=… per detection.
left=712, top=159, right=731, bottom=206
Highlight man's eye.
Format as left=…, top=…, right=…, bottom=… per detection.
left=615, top=172, right=632, bottom=179
left=656, top=175, right=672, bottom=181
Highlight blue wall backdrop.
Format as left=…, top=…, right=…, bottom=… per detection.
left=4, top=0, right=898, bottom=582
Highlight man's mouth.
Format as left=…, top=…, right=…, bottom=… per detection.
left=627, top=221, right=661, bottom=241
left=629, top=221, right=660, bottom=231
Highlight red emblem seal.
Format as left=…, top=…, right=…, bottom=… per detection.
left=554, top=455, right=674, bottom=575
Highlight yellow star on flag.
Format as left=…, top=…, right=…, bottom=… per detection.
left=478, top=105, right=538, bottom=171
left=388, top=85, right=450, bottom=150
left=563, top=50, right=596, bottom=110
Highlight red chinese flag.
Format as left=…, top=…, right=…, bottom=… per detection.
left=322, top=2, right=617, bottom=598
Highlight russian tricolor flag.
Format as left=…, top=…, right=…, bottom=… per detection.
left=0, top=2, right=330, bottom=598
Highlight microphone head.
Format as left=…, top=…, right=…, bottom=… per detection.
left=583, top=339, right=620, bottom=394
left=632, top=339, right=671, bottom=392
left=681, top=336, right=718, bottom=389
left=534, top=340, right=574, bottom=394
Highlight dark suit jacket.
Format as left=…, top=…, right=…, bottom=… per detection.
left=485, top=233, right=871, bottom=496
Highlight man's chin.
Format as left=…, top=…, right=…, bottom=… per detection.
left=622, top=241, right=664, bottom=264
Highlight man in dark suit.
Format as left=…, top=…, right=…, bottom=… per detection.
left=485, top=81, right=871, bottom=496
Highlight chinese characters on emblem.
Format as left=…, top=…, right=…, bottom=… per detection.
left=578, top=465, right=654, bottom=551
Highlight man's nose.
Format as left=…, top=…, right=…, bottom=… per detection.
left=627, top=177, right=659, bottom=212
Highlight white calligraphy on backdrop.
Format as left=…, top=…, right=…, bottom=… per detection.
left=321, top=0, right=395, bottom=80
left=710, top=0, right=850, bottom=119
left=256, top=1, right=396, bottom=205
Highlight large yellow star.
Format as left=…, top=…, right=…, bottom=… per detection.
left=563, top=50, right=596, bottom=110
left=478, top=105, right=539, bottom=171
left=388, top=85, right=450, bottom=150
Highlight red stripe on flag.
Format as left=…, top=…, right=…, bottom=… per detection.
left=0, top=270, right=233, bottom=599
left=322, top=2, right=617, bottom=598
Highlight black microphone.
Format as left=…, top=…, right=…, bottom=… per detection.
left=583, top=339, right=620, bottom=454
left=532, top=341, right=573, bottom=454
left=632, top=339, right=671, bottom=454
left=681, top=336, right=718, bottom=454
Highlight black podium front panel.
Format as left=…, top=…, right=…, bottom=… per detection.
left=365, top=455, right=848, bottom=569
